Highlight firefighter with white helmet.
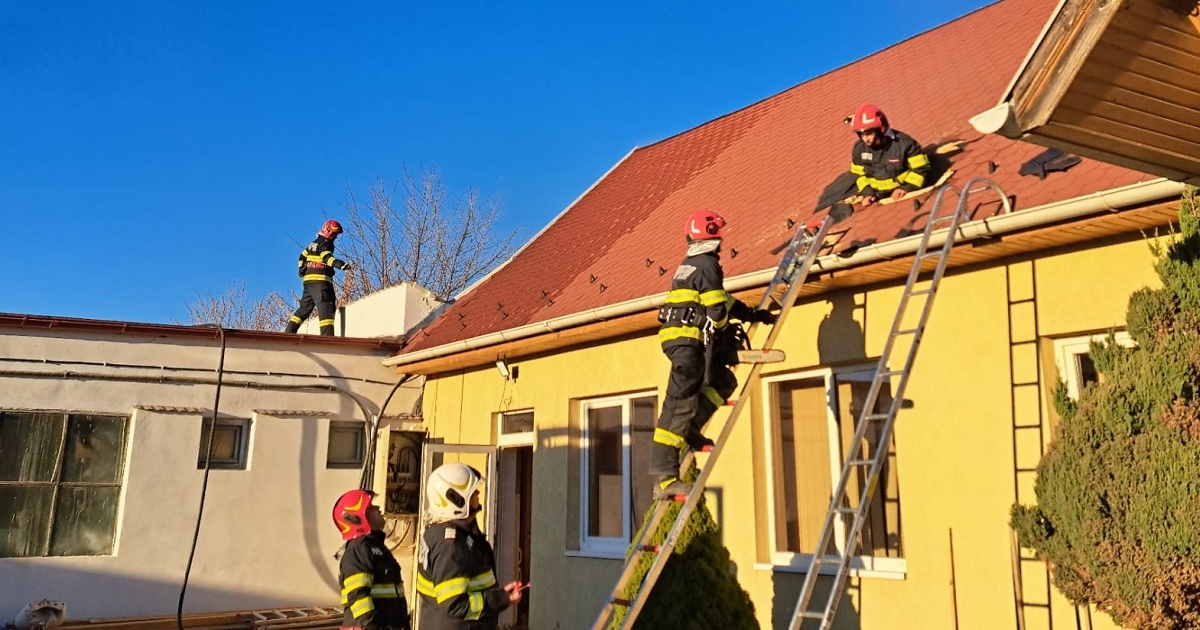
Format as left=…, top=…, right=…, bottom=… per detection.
left=416, top=463, right=523, bottom=630
left=285, top=219, right=354, bottom=335
left=332, top=488, right=411, bottom=630
left=847, top=103, right=931, bottom=206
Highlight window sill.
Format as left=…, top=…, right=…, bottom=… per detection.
left=754, top=554, right=906, bottom=580
left=564, top=549, right=627, bottom=561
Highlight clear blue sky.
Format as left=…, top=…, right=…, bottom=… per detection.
left=3, top=0, right=988, bottom=325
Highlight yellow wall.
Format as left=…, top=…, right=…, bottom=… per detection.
left=418, top=233, right=1165, bottom=630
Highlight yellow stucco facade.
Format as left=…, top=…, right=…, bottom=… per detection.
left=414, top=231, right=1165, bottom=630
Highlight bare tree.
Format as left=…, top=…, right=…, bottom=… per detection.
left=183, top=280, right=293, bottom=330
left=338, top=166, right=519, bottom=302
left=182, top=167, right=519, bottom=329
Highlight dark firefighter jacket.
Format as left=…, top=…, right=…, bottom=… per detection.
left=416, top=521, right=509, bottom=630
left=297, top=234, right=349, bottom=283
left=658, top=247, right=755, bottom=351
left=849, top=129, right=931, bottom=198
left=340, top=530, right=411, bottom=630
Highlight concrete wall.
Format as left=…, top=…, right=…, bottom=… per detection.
left=0, top=327, right=418, bottom=622
left=417, top=232, right=1164, bottom=630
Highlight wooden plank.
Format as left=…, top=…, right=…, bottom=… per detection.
left=1041, top=119, right=1200, bottom=171
left=1105, top=16, right=1200, bottom=72
left=1073, top=62, right=1200, bottom=127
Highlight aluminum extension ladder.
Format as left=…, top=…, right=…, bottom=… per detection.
left=788, top=177, right=1011, bottom=630
left=590, top=213, right=836, bottom=630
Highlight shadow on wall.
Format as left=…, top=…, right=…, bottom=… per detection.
left=771, top=573, right=863, bottom=630
left=0, top=565, right=331, bottom=624
left=817, top=293, right=866, bottom=366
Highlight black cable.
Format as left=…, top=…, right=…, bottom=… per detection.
left=361, top=373, right=416, bottom=489
left=177, top=325, right=226, bottom=630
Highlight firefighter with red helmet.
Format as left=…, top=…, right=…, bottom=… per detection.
left=333, top=488, right=411, bottom=630
left=848, top=103, right=931, bottom=206
left=416, top=463, right=523, bottom=630
left=650, top=210, right=776, bottom=500
left=285, top=220, right=354, bottom=335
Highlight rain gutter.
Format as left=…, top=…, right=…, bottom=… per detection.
left=384, top=178, right=1184, bottom=368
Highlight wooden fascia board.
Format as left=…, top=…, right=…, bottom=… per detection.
left=395, top=203, right=1177, bottom=377
left=1010, top=0, right=1128, bottom=131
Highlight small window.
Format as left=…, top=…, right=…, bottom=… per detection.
left=0, top=411, right=128, bottom=558
left=498, top=410, right=534, bottom=446
left=327, top=421, right=366, bottom=469
left=198, top=418, right=251, bottom=470
left=1054, top=332, right=1134, bottom=400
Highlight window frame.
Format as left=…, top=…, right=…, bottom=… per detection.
left=577, top=391, right=657, bottom=558
left=497, top=409, right=535, bottom=447
left=326, top=420, right=366, bottom=469
left=0, top=410, right=129, bottom=558
left=197, top=417, right=252, bottom=470
left=1054, top=331, right=1134, bottom=400
left=761, top=366, right=907, bottom=578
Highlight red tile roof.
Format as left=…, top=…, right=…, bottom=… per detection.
left=399, top=0, right=1156, bottom=356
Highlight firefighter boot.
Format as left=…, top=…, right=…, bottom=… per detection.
left=650, top=442, right=688, bottom=500
left=685, top=426, right=714, bottom=453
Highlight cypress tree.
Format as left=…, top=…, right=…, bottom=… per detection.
left=1011, top=188, right=1200, bottom=629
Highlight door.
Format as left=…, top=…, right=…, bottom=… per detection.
left=495, top=445, right=533, bottom=629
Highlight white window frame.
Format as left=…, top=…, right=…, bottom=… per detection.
left=1054, top=331, right=1134, bottom=400
left=578, top=391, right=656, bottom=558
left=761, top=366, right=906, bottom=578
left=497, top=409, right=535, bottom=447
left=326, top=420, right=366, bottom=469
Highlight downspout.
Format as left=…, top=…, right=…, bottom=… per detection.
left=385, top=178, right=1184, bottom=368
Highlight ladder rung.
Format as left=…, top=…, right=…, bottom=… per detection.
left=920, top=251, right=943, bottom=261
left=639, top=544, right=662, bottom=553
left=877, top=369, right=904, bottom=379
left=907, top=288, right=933, bottom=297
left=894, top=327, right=920, bottom=336
left=863, top=412, right=890, bottom=422
left=834, top=506, right=858, bottom=514
left=799, top=610, right=827, bottom=619
left=847, top=458, right=873, bottom=466
left=611, top=598, right=632, bottom=607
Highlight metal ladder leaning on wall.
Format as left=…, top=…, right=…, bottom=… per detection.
left=589, top=213, right=836, bottom=630
left=787, top=177, right=1012, bottom=630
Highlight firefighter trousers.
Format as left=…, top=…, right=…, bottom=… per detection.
left=285, top=281, right=337, bottom=335
left=650, top=344, right=737, bottom=480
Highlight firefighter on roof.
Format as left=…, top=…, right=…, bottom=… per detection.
left=848, top=103, right=931, bottom=206
left=333, top=488, right=411, bottom=630
left=285, top=219, right=353, bottom=336
left=416, top=463, right=523, bottom=630
left=650, top=210, right=776, bottom=500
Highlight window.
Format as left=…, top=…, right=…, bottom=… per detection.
left=498, top=410, right=534, bottom=446
left=0, top=411, right=128, bottom=557
left=765, top=367, right=904, bottom=575
left=198, top=417, right=251, bottom=470
left=327, top=421, right=365, bottom=469
left=1054, top=331, right=1134, bottom=400
left=579, top=393, right=656, bottom=556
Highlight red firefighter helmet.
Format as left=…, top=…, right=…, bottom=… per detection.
left=849, top=103, right=888, bottom=133
left=319, top=219, right=343, bottom=239
left=684, top=210, right=726, bottom=241
left=332, top=488, right=376, bottom=540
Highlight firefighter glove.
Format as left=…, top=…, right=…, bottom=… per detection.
left=752, top=309, right=777, bottom=325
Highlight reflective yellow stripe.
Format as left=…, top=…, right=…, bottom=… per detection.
left=319, top=318, right=335, bottom=326
left=349, top=598, right=374, bottom=617
left=665, top=288, right=700, bottom=304
left=469, top=570, right=497, bottom=590
left=855, top=175, right=870, bottom=191
left=698, top=290, right=727, bottom=307
left=897, top=170, right=926, bottom=188
left=864, top=176, right=900, bottom=192
left=416, top=574, right=469, bottom=603
left=303, top=273, right=333, bottom=282
left=466, top=592, right=484, bottom=620
left=659, top=326, right=702, bottom=344
left=654, top=428, right=686, bottom=448
left=343, top=572, right=372, bottom=591
left=371, top=583, right=401, bottom=598
left=289, top=315, right=302, bottom=324
left=701, top=386, right=726, bottom=407
left=907, top=153, right=930, bottom=169
left=849, top=163, right=866, bottom=176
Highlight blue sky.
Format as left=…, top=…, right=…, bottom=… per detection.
left=3, top=0, right=988, bottom=324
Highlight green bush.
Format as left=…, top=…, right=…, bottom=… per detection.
left=608, top=460, right=759, bottom=630
left=1011, top=188, right=1200, bottom=629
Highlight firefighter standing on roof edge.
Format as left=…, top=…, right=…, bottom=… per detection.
left=650, top=210, right=776, bottom=500
left=848, top=103, right=931, bottom=207
left=285, top=219, right=354, bottom=335
left=333, top=489, right=412, bottom=630
left=416, top=463, right=523, bottom=630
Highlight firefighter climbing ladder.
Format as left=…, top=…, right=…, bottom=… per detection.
left=588, top=212, right=836, bottom=630
left=788, top=176, right=1011, bottom=630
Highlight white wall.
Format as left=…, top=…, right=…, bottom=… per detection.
left=0, top=327, right=418, bottom=621
left=298, top=283, right=443, bottom=338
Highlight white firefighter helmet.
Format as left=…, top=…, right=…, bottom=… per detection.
left=425, top=462, right=483, bottom=522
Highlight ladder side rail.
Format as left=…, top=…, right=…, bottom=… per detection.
left=790, top=183, right=966, bottom=630
left=802, top=180, right=1002, bottom=629
left=600, top=215, right=836, bottom=630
